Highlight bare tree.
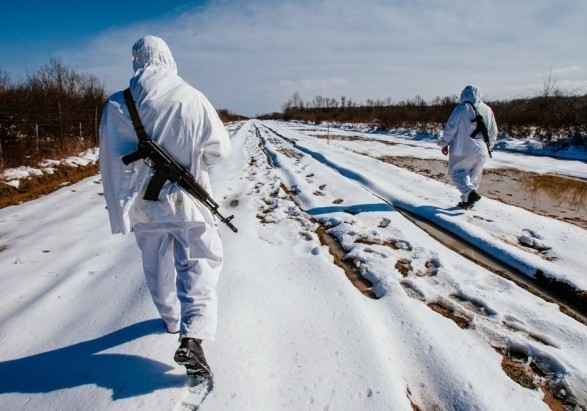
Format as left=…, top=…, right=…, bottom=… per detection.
left=313, top=95, right=325, bottom=108
left=282, top=91, right=305, bottom=112
left=539, top=70, right=560, bottom=97
left=325, top=97, right=338, bottom=108
left=0, top=68, right=10, bottom=92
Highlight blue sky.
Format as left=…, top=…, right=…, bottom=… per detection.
left=1, top=1, right=206, bottom=70
left=1, top=0, right=586, bottom=117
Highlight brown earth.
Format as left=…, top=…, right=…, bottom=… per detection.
left=379, top=156, right=587, bottom=230
left=0, top=163, right=100, bottom=209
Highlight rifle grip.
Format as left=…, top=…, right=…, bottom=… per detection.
left=122, top=150, right=143, bottom=165
left=143, top=168, right=168, bottom=201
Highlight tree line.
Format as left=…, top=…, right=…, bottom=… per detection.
left=2, top=59, right=585, bottom=172
left=0, top=59, right=246, bottom=171
left=261, top=88, right=587, bottom=148
left=0, top=58, right=106, bottom=169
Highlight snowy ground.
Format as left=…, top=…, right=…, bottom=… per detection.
left=0, top=120, right=586, bottom=410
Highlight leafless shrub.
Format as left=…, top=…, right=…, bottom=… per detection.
left=0, top=58, right=107, bottom=170
left=218, top=108, right=248, bottom=123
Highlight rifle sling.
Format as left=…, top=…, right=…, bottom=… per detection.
left=123, top=88, right=149, bottom=142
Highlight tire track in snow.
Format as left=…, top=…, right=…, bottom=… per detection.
left=215, top=121, right=415, bottom=409
left=268, top=123, right=587, bottom=298
left=252, top=120, right=587, bottom=410
left=260, top=122, right=587, bottom=319
left=252, top=123, right=377, bottom=298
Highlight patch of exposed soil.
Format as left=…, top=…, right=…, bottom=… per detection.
left=0, top=163, right=100, bottom=209
left=496, top=346, right=579, bottom=410
left=316, top=226, right=377, bottom=299
left=379, top=156, right=587, bottom=230
left=427, top=301, right=470, bottom=329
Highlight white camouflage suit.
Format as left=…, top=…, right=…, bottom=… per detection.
left=99, top=36, right=231, bottom=340
left=437, top=85, right=498, bottom=203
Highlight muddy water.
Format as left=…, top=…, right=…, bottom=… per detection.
left=380, top=156, right=587, bottom=230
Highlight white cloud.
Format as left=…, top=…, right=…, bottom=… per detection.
left=551, top=66, right=583, bottom=75
left=60, top=0, right=587, bottom=116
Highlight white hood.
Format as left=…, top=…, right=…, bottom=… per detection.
left=459, top=85, right=481, bottom=106
left=132, top=36, right=178, bottom=75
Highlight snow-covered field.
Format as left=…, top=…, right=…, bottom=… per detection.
left=0, top=120, right=586, bottom=410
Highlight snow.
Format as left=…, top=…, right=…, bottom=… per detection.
left=1, top=149, right=100, bottom=189
left=0, top=120, right=586, bottom=410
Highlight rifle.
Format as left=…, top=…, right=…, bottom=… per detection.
left=465, top=101, right=492, bottom=158
left=121, top=88, right=238, bottom=233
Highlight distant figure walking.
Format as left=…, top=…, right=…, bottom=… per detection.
left=437, top=85, right=498, bottom=209
left=99, top=36, right=231, bottom=380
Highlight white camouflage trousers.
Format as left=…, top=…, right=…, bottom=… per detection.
left=133, top=221, right=223, bottom=341
left=448, top=154, right=487, bottom=202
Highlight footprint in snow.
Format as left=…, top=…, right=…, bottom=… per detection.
left=517, top=228, right=552, bottom=251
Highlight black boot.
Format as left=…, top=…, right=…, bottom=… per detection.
left=467, top=190, right=481, bottom=206
left=174, top=338, right=212, bottom=378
